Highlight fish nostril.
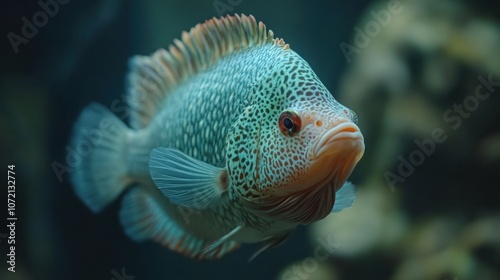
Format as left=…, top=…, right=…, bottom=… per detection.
left=315, top=120, right=323, bottom=127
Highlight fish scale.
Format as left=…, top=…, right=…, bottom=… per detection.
left=70, top=14, right=364, bottom=260
left=149, top=45, right=280, bottom=172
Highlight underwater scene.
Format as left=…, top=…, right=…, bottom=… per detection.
left=1, top=0, right=500, bottom=279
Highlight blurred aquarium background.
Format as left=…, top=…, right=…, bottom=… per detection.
left=1, top=0, right=499, bottom=279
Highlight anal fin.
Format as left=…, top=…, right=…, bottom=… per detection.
left=119, top=187, right=238, bottom=259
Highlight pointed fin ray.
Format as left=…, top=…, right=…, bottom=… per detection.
left=149, top=147, right=226, bottom=209
left=249, top=231, right=293, bottom=262
left=126, top=14, right=289, bottom=128
left=332, top=182, right=356, bottom=213
left=202, top=225, right=244, bottom=257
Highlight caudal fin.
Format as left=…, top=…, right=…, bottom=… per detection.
left=70, top=103, right=132, bottom=212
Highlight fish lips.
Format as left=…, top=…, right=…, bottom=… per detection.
left=309, top=122, right=364, bottom=159
left=305, top=121, right=365, bottom=191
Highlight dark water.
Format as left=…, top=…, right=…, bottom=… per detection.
left=1, top=0, right=499, bottom=279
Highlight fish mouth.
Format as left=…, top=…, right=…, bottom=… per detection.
left=309, top=122, right=364, bottom=160
left=306, top=121, right=365, bottom=191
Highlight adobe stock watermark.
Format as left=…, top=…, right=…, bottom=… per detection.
left=339, top=0, right=411, bottom=63
left=110, top=267, right=135, bottom=280
left=384, top=74, right=499, bottom=191
left=7, top=0, right=70, bottom=54
left=213, top=0, right=244, bottom=16
left=280, top=234, right=340, bottom=280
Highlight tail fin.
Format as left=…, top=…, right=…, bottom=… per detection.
left=70, top=103, right=132, bottom=212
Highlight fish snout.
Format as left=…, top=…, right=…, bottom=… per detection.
left=309, top=120, right=365, bottom=161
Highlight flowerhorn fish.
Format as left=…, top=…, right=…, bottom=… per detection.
left=70, top=14, right=365, bottom=260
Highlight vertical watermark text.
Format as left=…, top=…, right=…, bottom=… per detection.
left=6, top=165, right=17, bottom=272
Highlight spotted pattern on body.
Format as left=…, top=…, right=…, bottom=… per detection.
left=224, top=52, right=357, bottom=225
left=71, top=14, right=364, bottom=260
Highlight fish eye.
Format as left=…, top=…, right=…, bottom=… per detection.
left=278, top=110, right=301, bottom=137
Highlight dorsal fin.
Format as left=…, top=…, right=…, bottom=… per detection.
left=126, top=14, right=289, bottom=129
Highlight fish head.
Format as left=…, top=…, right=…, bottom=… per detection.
left=276, top=102, right=364, bottom=193
left=228, top=51, right=364, bottom=219
left=260, top=100, right=365, bottom=197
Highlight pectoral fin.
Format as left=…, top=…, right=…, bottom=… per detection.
left=149, top=147, right=227, bottom=209
left=331, top=181, right=356, bottom=213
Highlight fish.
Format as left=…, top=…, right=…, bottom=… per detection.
left=70, top=14, right=365, bottom=260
